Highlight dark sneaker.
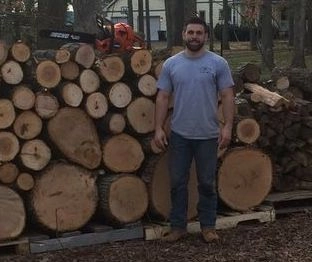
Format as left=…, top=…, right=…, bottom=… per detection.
left=201, top=228, right=220, bottom=243
left=162, top=229, right=187, bottom=242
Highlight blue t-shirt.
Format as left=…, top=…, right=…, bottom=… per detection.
left=157, top=51, right=234, bottom=139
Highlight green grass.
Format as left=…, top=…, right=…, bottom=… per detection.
left=152, top=40, right=312, bottom=81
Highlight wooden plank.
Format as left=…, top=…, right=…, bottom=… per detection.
left=144, top=206, right=275, bottom=241
left=265, top=190, right=312, bottom=202
left=30, top=225, right=144, bottom=253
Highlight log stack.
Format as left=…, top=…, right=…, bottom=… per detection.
left=0, top=40, right=198, bottom=240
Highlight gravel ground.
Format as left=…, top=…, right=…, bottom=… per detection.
left=1, top=212, right=312, bottom=262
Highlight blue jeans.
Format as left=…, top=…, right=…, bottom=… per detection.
left=168, top=131, right=218, bottom=230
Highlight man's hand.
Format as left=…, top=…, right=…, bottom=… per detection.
left=154, top=128, right=168, bottom=151
left=218, top=125, right=232, bottom=150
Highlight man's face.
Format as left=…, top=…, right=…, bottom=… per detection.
left=182, top=23, right=207, bottom=52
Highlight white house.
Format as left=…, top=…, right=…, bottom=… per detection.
left=105, top=0, right=244, bottom=41
left=105, top=0, right=287, bottom=41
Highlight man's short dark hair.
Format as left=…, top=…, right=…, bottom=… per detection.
left=183, top=16, right=209, bottom=34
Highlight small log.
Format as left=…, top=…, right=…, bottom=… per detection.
left=61, top=82, right=83, bottom=107
left=61, top=43, right=95, bottom=69
left=141, top=152, right=198, bottom=220
left=36, top=60, right=61, bottom=89
left=97, top=174, right=148, bottom=225
left=32, top=49, right=71, bottom=64
left=95, top=55, right=125, bottom=82
left=218, top=147, right=272, bottom=211
left=126, top=49, right=152, bottom=75
left=48, top=107, right=102, bottom=169
left=107, top=82, right=132, bottom=109
left=85, top=92, right=108, bottom=119
left=13, top=111, right=42, bottom=140
left=0, top=99, right=16, bottom=129
left=0, top=40, right=9, bottom=66
left=0, top=162, right=19, bottom=184
left=79, top=69, right=100, bottom=94
left=275, top=76, right=290, bottom=90
left=0, top=131, right=19, bottom=161
left=238, top=63, right=261, bottom=83
left=11, top=84, right=36, bottom=110
left=136, top=74, right=157, bottom=97
left=235, top=118, right=260, bottom=144
left=126, top=97, right=155, bottom=134
left=100, top=112, right=126, bottom=135
left=60, top=61, right=80, bottom=80
left=0, top=185, right=26, bottom=241
left=152, top=60, right=164, bottom=79
left=244, top=83, right=290, bottom=108
left=35, top=91, right=59, bottom=119
left=16, top=172, right=34, bottom=191
left=102, top=133, right=144, bottom=173
left=30, top=162, right=98, bottom=232
left=20, top=139, right=51, bottom=171
left=1, top=60, right=23, bottom=85
left=10, top=41, right=31, bottom=63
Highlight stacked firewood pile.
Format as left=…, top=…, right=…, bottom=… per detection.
left=0, top=40, right=175, bottom=241
left=226, top=63, right=312, bottom=198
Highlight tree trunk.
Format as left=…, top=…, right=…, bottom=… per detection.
left=222, top=0, right=230, bottom=50
left=30, top=162, right=98, bottom=233
left=291, top=0, right=306, bottom=68
left=218, top=147, right=272, bottom=211
left=97, top=174, right=148, bottom=225
left=260, top=0, right=274, bottom=70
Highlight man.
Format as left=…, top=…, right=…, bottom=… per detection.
left=154, top=16, right=235, bottom=243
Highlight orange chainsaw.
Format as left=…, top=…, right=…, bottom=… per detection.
left=39, top=15, right=145, bottom=53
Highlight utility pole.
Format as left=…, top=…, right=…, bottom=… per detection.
left=145, top=0, right=151, bottom=49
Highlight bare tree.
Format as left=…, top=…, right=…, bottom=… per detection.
left=306, top=1, right=312, bottom=54
left=291, top=0, right=306, bottom=68
left=37, top=0, right=67, bottom=48
left=165, top=0, right=196, bottom=48
left=260, top=0, right=274, bottom=70
left=73, top=0, right=102, bottom=34
left=222, top=0, right=230, bottom=50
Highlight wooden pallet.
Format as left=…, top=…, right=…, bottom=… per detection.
left=144, top=205, right=275, bottom=241
left=29, top=223, right=144, bottom=253
left=0, top=237, right=29, bottom=255
left=264, top=190, right=312, bottom=215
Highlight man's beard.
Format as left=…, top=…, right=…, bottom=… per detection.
left=185, top=40, right=204, bottom=52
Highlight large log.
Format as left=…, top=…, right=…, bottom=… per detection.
left=30, top=162, right=98, bottom=232
left=97, top=174, right=148, bottom=225
left=141, top=152, right=198, bottom=220
left=10, top=41, right=31, bottom=63
left=20, top=139, right=51, bottom=171
left=218, top=147, right=272, bottom=211
left=126, top=49, right=152, bottom=76
left=102, top=133, right=144, bottom=173
left=0, top=185, right=26, bottom=241
left=0, top=99, right=15, bottom=129
left=95, top=55, right=125, bottom=82
left=0, top=131, right=19, bottom=162
left=11, top=85, right=36, bottom=110
left=48, top=107, right=102, bottom=169
left=0, top=162, right=19, bottom=184
left=13, top=110, right=42, bottom=140
left=126, top=97, right=155, bottom=134
left=1, top=60, right=23, bottom=85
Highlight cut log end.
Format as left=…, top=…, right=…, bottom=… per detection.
left=236, top=118, right=260, bottom=144
left=96, top=56, right=125, bottom=83
left=36, top=60, right=61, bottom=89
left=1, top=60, right=23, bottom=85
left=130, top=50, right=152, bottom=75
left=218, top=147, right=272, bottom=211
left=11, top=41, right=31, bottom=63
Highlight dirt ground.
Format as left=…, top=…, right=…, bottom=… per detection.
left=1, top=212, right=312, bottom=262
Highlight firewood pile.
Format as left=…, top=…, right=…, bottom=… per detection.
left=226, top=63, right=312, bottom=199
left=0, top=40, right=310, bottom=242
